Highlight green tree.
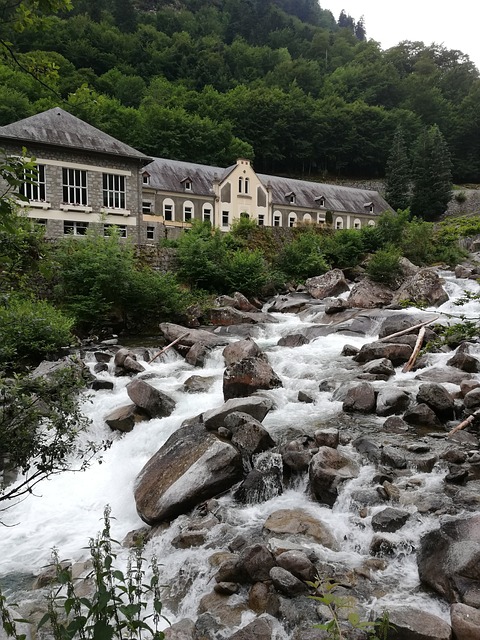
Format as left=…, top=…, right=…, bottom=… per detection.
left=410, top=124, right=452, bottom=220
left=385, top=127, right=411, bottom=211
left=113, top=0, right=136, bottom=33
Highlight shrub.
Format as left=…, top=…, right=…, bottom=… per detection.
left=322, top=229, right=364, bottom=269
left=224, top=248, right=270, bottom=296
left=276, top=231, right=330, bottom=281
left=176, top=221, right=227, bottom=292
left=0, top=294, right=74, bottom=368
left=366, top=245, right=402, bottom=287
left=454, top=190, right=467, bottom=203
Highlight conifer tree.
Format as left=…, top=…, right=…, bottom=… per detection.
left=411, top=124, right=452, bottom=220
left=385, top=127, right=411, bottom=211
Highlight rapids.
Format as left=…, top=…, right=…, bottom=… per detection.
left=1, top=270, right=480, bottom=637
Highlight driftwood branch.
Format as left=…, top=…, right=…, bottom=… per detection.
left=378, top=316, right=439, bottom=343
left=148, top=333, right=190, bottom=364
left=402, top=326, right=426, bottom=373
left=447, top=409, right=480, bottom=438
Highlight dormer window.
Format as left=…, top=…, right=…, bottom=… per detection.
left=364, top=201, right=374, bottom=213
left=181, top=177, right=192, bottom=191
left=315, top=195, right=326, bottom=207
left=285, top=191, right=296, bottom=205
left=142, top=172, right=150, bottom=185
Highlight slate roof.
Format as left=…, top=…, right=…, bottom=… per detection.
left=0, top=108, right=150, bottom=161
left=143, top=156, right=392, bottom=215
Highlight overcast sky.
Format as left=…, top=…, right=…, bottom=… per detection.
left=321, top=0, right=480, bottom=71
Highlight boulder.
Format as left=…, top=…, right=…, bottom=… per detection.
left=324, top=298, right=349, bottom=314
left=277, top=334, right=309, bottom=348
left=159, top=322, right=228, bottom=349
left=208, top=307, right=257, bottom=326
left=362, top=358, right=395, bottom=377
left=309, top=447, right=360, bottom=506
left=417, top=513, right=480, bottom=605
left=229, top=617, right=275, bottom=640
left=281, top=438, right=316, bottom=473
left=267, top=294, right=312, bottom=313
left=378, top=313, right=435, bottom=339
left=223, top=357, right=282, bottom=401
left=91, top=379, right=114, bottom=391
left=241, top=544, right=276, bottom=582
left=376, top=388, right=410, bottom=417
left=215, top=292, right=258, bottom=313
left=234, top=454, right=283, bottom=504
left=355, top=341, right=412, bottom=365
left=305, top=269, right=349, bottom=300
left=94, top=351, right=112, bottom=363
left=403, top=403, right=443, bottom=429
left=342, top=381, right=376, bottom=413
left=385, top=606, right=451, bottom=640
left=393, top=268, right=449, bottom=307
left=203, top=396, right=273, bottom=430
left=105, top=404, right=149, bottom=432
left=371, top=507, right=410, bottom=533
left=183, top=375, right=215, bottom=393
left=415, top=366, right=472, bottom=385
left=464, top=388, right=480, bottom=410
left=223, top=412, right=275, bottom=455
left=134, top=422, right=243, bottom=524
left=93, top=362, right=108, bottom=373
left=164, top=619, right=196, bottom=640
left=122, top=356, right=146, bottom=375
left=264, top=508, right=338, bottom=549
left=223, top=338, right=265, bottom=366
left=126, top=378, right=175, bottom=418
left=416, top=382, right=455, bottom=420
left=269, top=567, right=308, bottom=597
left=249, top=583, right=280, bottom=616
left=185, top=342, right=212, bottom=367
left=347, top=278, right=394, bottom=308
left=447, top=352, right=480, bottom=373
left=450, top=603, right=480, bottom=640
left=113, top=348, right=131, bottom=367
left=275, top=550, right=317, bottom=583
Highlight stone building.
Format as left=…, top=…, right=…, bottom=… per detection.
left=0, top=107, right=392, bottom=243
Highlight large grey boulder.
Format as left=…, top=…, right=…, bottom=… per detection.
left=305, top=269, right=349, bottom=300
left=309, top=447, right=360, bottom=506
left=223, top=338, right=265, bottom=366
left=393, top=268, right=449, bottom=307
left=223, top=412, right=275, bottom=455
left=275, top=550, right=317, bottom=583
left=354, top=341, right=412, bottom=366
left=417, top=513, right=480, bottom=605
left=105, top=404, right=149, bottom=432
left=347, top=278, right=394, bottom=308
left=263, top=508, right=338, bottom=550
left=134, top=423, right=243, bottom=524
left=269, top=567, right=308, bottom=597
left=159, top=323, right=228, bottom=349
left=209, top=307, right=276, bottom=326
left=416, top=383, right=455, bottom=421
left=126, top=378, right=175, bottom=418
left=215, top=292, right=258, bottom=313
left=450, top=603, right=480, bottom=640
left=378, top=313, right=436, bottom=339
left=342, top=381, right=376, bottom=413
left=223, top=357, right=282, bottom=401
left=376, top=388, right=410, bottom=417
left=203, top=396, right=273, bottom=430
left=385, top=606, right=451, bottom=640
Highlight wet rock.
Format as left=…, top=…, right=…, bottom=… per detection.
left=203, top=396, right=273, bottom=430
left=305, top=269, right=349, bottom=300
left=447, top=352, right=480, bottom=373
left=159, top=322, right=228, bottom=349
left=355, top=341, right=412, bottom=366
left=445, top=465, right=469, bottom=484
left=376, top=388, right=410, bottom=417
left=269, top=566, right=308, bottom=597
left=403, top=403, right=443, bottom=429
left=461, top=380, right=480, bottom=397
left=417, top=513, right=480, bottom=605
left=314, top=429, right=339, bottom=449
left=241, top=544, right=276, bottom=582
left=352, top=436, right=381, bottom=463
left=134, top=422, right=243, bottom=524
left=416, top=383, right=455, bottom=421
left=264, top=508, right=338, bottom=549
left=223, top=357, right=282, bottom=401
left=371, top=507, right=410, bottom=532
left=185, top=342, right=212, bottom=367
left=347, top=278, right=394, bottom=308
left=194, top=612, right=223, bottom=640
left=386, top=606, right=452, bottom=640
left=248, top=582, right=280, bottom=616
left=450, top=603, right=480, bottom=640
left=362, top=358, right=395, bottom=377
left=210, top=307, right=276, bottom=325
left=229, top=616, right=275, bottom=640
left=324, top=298, right=349, bottom=314
left=309, top=447, right=360, bottom=506
left=415, top=367, right=472, bottom=385
left=93, top=362, right=109, bottom=374
left=378, top=313, right=433, bottom=339
left=94, top=351, right=111, bottom=363
left=164, top=618, right=196, bottom=640
left=113, top=348, right=131, bottom=367
left=215, top=292, right=258, bottom=313
left=342, top=381, right=376, bottom=413
left=197, top=592, right=247, bottom=628
left=183, top=375, right=215, bottom=393
left=126, top=378, right=175, bottom=419
left=121, top=356, right=146, bottom=375
left=267, top=294, right=312, bottom=313
left=393, top=268, right=449, bottom=307
left=383, top=416, right=409, bottom=433
left=298, top=390, right=315, bottom=403
left=223, top=338, right=265, bottom=366
left=369, top=535, right=400, bottom=556
left=381, top=445, right=407, bottom=469
left=341, top=344, right=359, bottom=357
left=214, top=557, right=247, bottom=584
left=319, top=378, right=338, bottom=391
left=275, top=550, right=317, bottom=582
left=223, top=411, right=275, bottom=455
left=105, top=403, right=149, bottom=432
left=277, top=334, right=309, bottom=348
left=234, top=452, right=283, bottom=504
left=463, top=388, right=480, bottom=410
left=281, top=438, right=316, bottom=472
left=91, top=379, right=114, bottom=391
left=214, top=581, right=239, bottom=595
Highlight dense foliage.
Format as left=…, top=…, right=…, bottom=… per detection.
left=1, top=0, right=479, bottom=183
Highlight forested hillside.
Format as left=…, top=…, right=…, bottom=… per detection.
left=1, top=0, right=479, bottom=181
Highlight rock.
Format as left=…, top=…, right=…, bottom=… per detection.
left=386, top=606, right=452, bottom=640
left=223, top=357, right=282, bottom=401
left=249, top=583, right=280, bottom=616
left=113, top=348, right=131, bottom=367
left=415, top=366, right=472, bottom=385
left=134, top=422, right=243, bottom=524
left=126, top=378, right=175, bottom=419
left=269, top=567, right=308, bottom=597
left=417, top=513, right=480, bottom=605
left=264, top=508, right=338, bottom=549
left=122, top=356, right=146, bottom=374
left=362, top=358, right=395, bottom=377
left=105, top=404, right=149, bottom=432
left=215, top=292, right=258, bottom=313
left=393, top=268, right=449, bottom=307
left=403, top=403, right=443, bottom=429
left=183, top=375, right=215, bottom=393
left=341, top=344, right=359, bottom=357
left=378, top=313, right=434, bottom=339
left=203, top=397, right=273, bottom=430
left=463, top=388, right=480, bottom=410
left=399, top=256, right=420, bottom=277
left=324, top=298, right=349, bottom=314
left=223, top=338, right=265, bottom=366
left=309, top=447, right=360, bottom=506
left=234, top=455, right=283, bottom=504
left=314, top=429, right=339, bottom=449
left=93, top=362, right=108, bottom=373
left=94, top=351, right=112, bottom=363
left=298, top=390, right=315, bottom=403
left=416, top=382, right=455, bottom=421
left=376, top=388, right=410, bottom=417
left=223, top=412, right=275, bottom=455
left=381, top=445, right=407, bottom=469
left=159, top=322, right=228, bottom=349
left=185, top=342, right=212, bottom=367
left=277, top=334, right=309, bottom=348
left=209, top=307, right=275, bottom=326
left=241, top=544, right=276, bottom=582
left=383, top=416, right=409, bottom=433
left=305, top=269, right=349, bottom=300
left=214, top=582, right=239, bottom=595
left=347, top=278, right=394, bottom=308
left=353, top=436, right=381, bottom=463
left=355, top=341, right=412, bottom=365
left=342, top=381, right=376, bottom=413
left=450, top=603, right=480, bottom=640
left=447, top=352, right=480, bottom=373
left=461, top=380, right=480, bottom=397
left=229, top=617, right=275, bottom=640
left=197, top=592, right=247, bottom=628
left=371, top=507, right=410, bottom=532
left=281, top=438, right=316, bottom=472
left=91, top=379, right=114, bottom=391
left=164, top=619, right=196, bottom=640
left=267, top=294, right=311, bottom=313
left=275, top=550, right=317, bottom=582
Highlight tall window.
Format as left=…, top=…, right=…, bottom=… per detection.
left=244, top=177, right=249, bottom=194
left=146, top=226, right=155, bottom=240
left=103, top=174, right=126, bottom=209
left=222, top=211, right=229, bottom=227
left=63, top=168, right=87, bottom=206
left=238, top=177, right=243, bottom=193
left=273, top=213, right=281, bottom=227
left=203, top=206, right=212, bottom=222
left=64, top=221, right=88, bottom=236
left=142, top=201, right=152, bottom=214
left=21, top=164, right=46, bottom=201
left=163, top=200, right=174, bottom=221
left=258, top=214, right=264, bottom=226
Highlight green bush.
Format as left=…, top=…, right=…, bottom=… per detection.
left=224, top=248, right=270, bottom=296
left=322, top=229, right=364, bottom=269
left=366, top=245, right=402, bottom=287
left=0, top=295, right=74, bottom=368
left=276, top=231, right=330, bottom=281
left=176, top=221, right=227, bottom=292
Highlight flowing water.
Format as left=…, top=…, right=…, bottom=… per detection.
left=1, top=271, right=480, bottom=637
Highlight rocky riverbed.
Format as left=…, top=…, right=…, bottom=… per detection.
left=2, top=264, right=480, bottom=640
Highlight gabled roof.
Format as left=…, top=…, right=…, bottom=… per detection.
left=143, top=157, right=228, bottom=196
left=0, top=107, right=150, bottom=161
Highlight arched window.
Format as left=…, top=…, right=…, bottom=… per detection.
left=183, top=200, right=194, bottom=222
left=353, top=218, right=361, bottom=229
left=288, top=212, right=297, bottom=228
left=273, top=211, right=281, bottom=227
left=238, top=177, right=243, bottom=193
left=368, top=220, right=376, bottom=227
left=244, top=177, right=249, bottom=194
left=202, top=203, right=212, bottom=222
left=163, top=198, right=175, bottom=221
left=303, top=213, right=312, bottom=224
left=335, top=217, right=343, bottom=230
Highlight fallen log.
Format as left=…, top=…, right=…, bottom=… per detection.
left=447, top=409, right=480, bottom=438
left=148, top=333, right=190, bottom=364
left=402, top=326, right=426, bottom=373
left=378, top=316, right=439, bottom=343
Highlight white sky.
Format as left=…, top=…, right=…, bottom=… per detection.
left=321, top=0, right=480, bottom=71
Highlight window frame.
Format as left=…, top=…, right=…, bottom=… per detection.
left=62, top=168, right=88, bottom=206
left=21, top=164, right=46, bottom=202
left=103, top=173, right=126, bottom=210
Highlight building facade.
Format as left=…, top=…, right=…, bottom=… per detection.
left=0, top=108, right=392, bottom=244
